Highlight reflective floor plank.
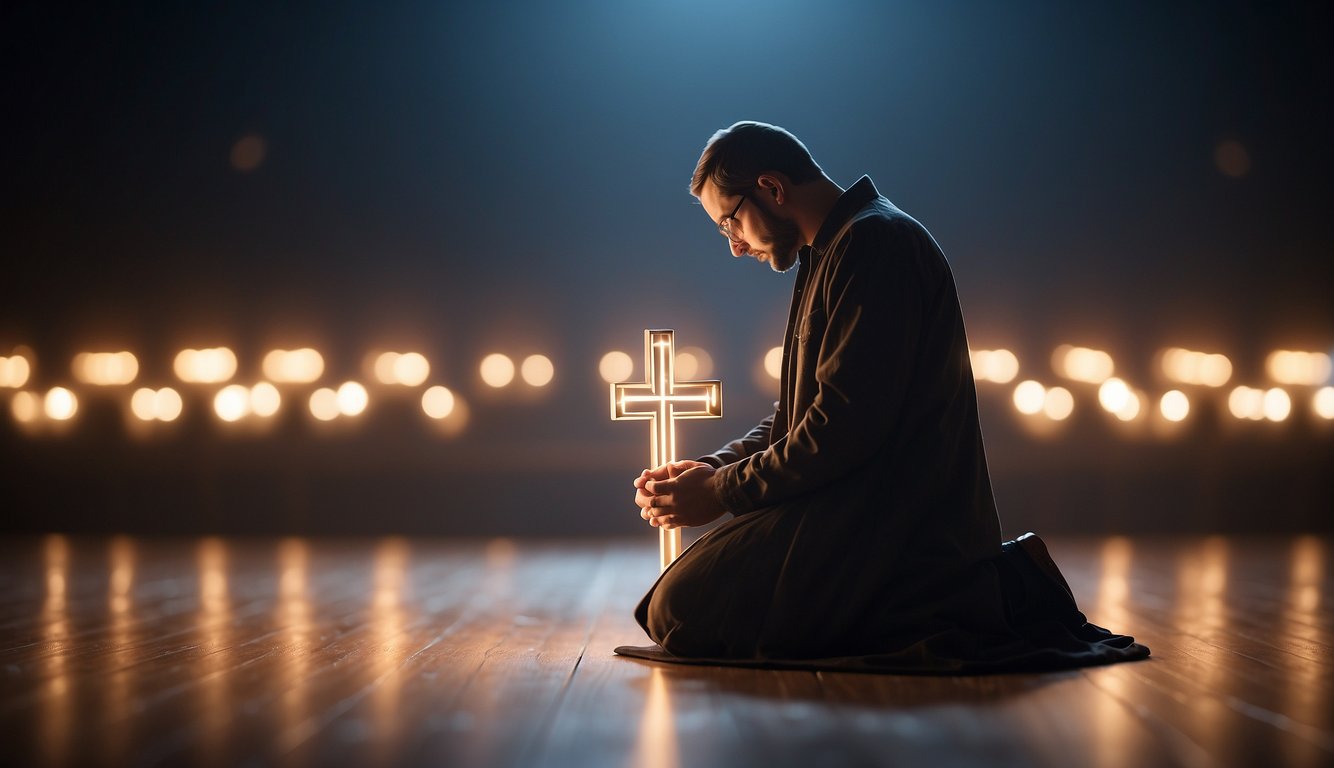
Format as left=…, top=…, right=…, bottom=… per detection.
left=1, top=535, right=1330, bottom=767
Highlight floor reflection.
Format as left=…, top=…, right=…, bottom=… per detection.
left=372, top=537, right=409, bottom=765
left=277, top=538, right=312, bottom=760
left=40, top=534, right=70, bottom=768
left=197, top=537, right=231, bottom=767
left=1282, top=536, right=1325, bottom=768
left=103, top=536, right=136, bottom=763
left=634, top=666, right=679, bottom=768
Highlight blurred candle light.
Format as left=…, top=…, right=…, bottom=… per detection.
left=421, top=386, right=456, bottom=419
left=763, top=346, right=784, bottom=380
left=1052, top=345, right=1114, bottom=383
left=0, top=353, right=33, bottom=387
left=72, top=351, right=139, bottom=386
left=599, top=351, right=634, bottom=384
left=1266, top=350, right=1332, bottom=386
left=262, top=348, right=324, bottom=384
left=520, top=354, right=555, bottom=387
left=1262, top=387, right=1292, bottom=422
left=12, top=390, right=41, bottom=422
left=44, top=387, right=78, bottom=420
left=1160, top=390, right=1190, bottom=422
left=174, top=348, right=238, bottom=384
left=970, top=348, right=1019, bottom=384
left=1315, top=387, right=1334, bottom=420
left=131, top=387, right=184, bottom=422
left=309, top=388, right=339, bottom=421
left=1228, top=386, right=1265, bottom=420
left=1161, top=347, right=1232, bottom=387
left=249, top=382, right=281, bottom=417
left=479, top=354, right=515, bottom=388
left=1013, top=380, right=1045, bottom=415
left=214, top=384, right=251, bottom=422
left=336, top=381, right=369, bottom=416
left=1042, top=386, right=1074, bottom=421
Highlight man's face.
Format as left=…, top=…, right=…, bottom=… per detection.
left=700, top=181, right=801, bottom=273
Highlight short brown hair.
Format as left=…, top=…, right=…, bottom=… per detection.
left=690, top=121, right=824, bottom=198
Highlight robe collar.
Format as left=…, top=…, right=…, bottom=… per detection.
left=801, top=176, right=880, bottom=264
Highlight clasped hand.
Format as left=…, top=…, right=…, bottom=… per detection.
left=633, top=460, right=725, bottom=529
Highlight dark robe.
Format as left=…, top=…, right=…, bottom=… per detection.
left=616, top=177, right=1148, bottom=672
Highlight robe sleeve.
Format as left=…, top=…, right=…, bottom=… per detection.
left=712, top=218, right=931, bottom=513
left=698, top=414, right=774, bottom=468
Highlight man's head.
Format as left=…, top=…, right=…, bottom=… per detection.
left=691, top=121, right=825, bottom=273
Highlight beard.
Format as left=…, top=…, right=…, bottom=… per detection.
left=754, top=205, right=803, bottom=273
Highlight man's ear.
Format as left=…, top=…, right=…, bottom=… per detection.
left=756, top=173, right=786, bottom=205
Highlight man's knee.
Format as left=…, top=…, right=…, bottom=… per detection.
left=643, top=562, right=728, bottom=657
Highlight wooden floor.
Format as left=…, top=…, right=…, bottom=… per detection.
left=0, top=534, right=1330, bottom=768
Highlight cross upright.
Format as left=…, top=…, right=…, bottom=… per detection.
left=611, top=329, right=722, bottom=571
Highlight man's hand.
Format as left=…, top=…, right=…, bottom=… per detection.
left=634, top=461, right=725, bottom=529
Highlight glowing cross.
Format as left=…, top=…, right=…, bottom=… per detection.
left=611, top=329, right=722, bottom=571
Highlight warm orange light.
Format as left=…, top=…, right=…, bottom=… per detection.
left=1012, top=380, right=1045, bottom=415
left=763, top=346, right=783, bottom=380
left=1228, top=386, right=1265, bottom=420
left=520, top=354, right=554, bottom=387
left=174, top=347, right=238, bottom=384
left=214, top=384, right=250, bottom=422
left=970, top=348, right=1019, bottom=384
left=421, top=386, right=456, bottom=419
left=1042, top=386, right=1074, bottom=421
left=373, top=351, right=431, bottom=386
left=1315, top=387, right=1334, bottom=420
left=131, top=387, right=183, bottom=422
left=250, top=382, right=281, bottom=417
left=12, top=391, right=40, bottom=422
left=336, top=381, right=368, bottom=416
left=1160, top=390, right=1190, bottom=422
left=479, top=354, right=515, bottom=387
left=1161, top=347, right=1232, bottom=387
left=1, top=353, right=33, bottom=388
left=44, top=387, right=78, bottom=420
left=1098, top=378, right=1141, bottom=421
left=599, top=351, right=634, bottom=384
left=1052, top=345, right=1113, bottom=383
left=262, top=348, right=324, bottom=383
left=1266, top=350, right=1332, bottom=386
left=676, top=346, right=714, bottom=379
left=72, top=351, right=139, bottom=386
left=309, top=388, right=339, bottom=421
left=1262, top=387, right=1291, bottom=422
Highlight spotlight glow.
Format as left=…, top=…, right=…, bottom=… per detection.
left=1053, top=345, right=1114, bottom=383
left=72, top=351, right=139, bottom=386
left=44, top=387, right=78, bottom=420
left=520, top=355, right=554, bottom=387
left=174, top=348, right=238, bottom=384
left=1266, top=350, right=1332, bottom=386
left=763, top=346, right=784, bottom=380
left=1160, top=390, right=1190, bottom=422
left=393, top=352, right=430, bottom=387
left=479, top=354, right=515, bottom=388
left=599, top=351, right=634, bottom=384
left=1098, top=378, right=1131, bottom=414
left=676, top=346, right=714, bottom=379
left=1228, top=386, right=1265, bottom=420
left=421, top=385, right=456, bottom=419
left=1013, top=380, right=1045, bottom=415
left=970, top=348, right=1019, bottom=384
left=262, top=348, right=324, bottom=383
left=0, top=354, right=33, bottom=388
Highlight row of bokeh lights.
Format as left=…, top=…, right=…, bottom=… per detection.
left=1, top=343, right=1332, bottom=431
left=970, top=345, right=1334, bottom=424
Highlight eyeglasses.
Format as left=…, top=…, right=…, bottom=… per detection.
left=717, top=194, right=747, bottom=243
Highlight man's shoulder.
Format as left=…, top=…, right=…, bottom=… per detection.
left=837, top=198, right=941, bottom=260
